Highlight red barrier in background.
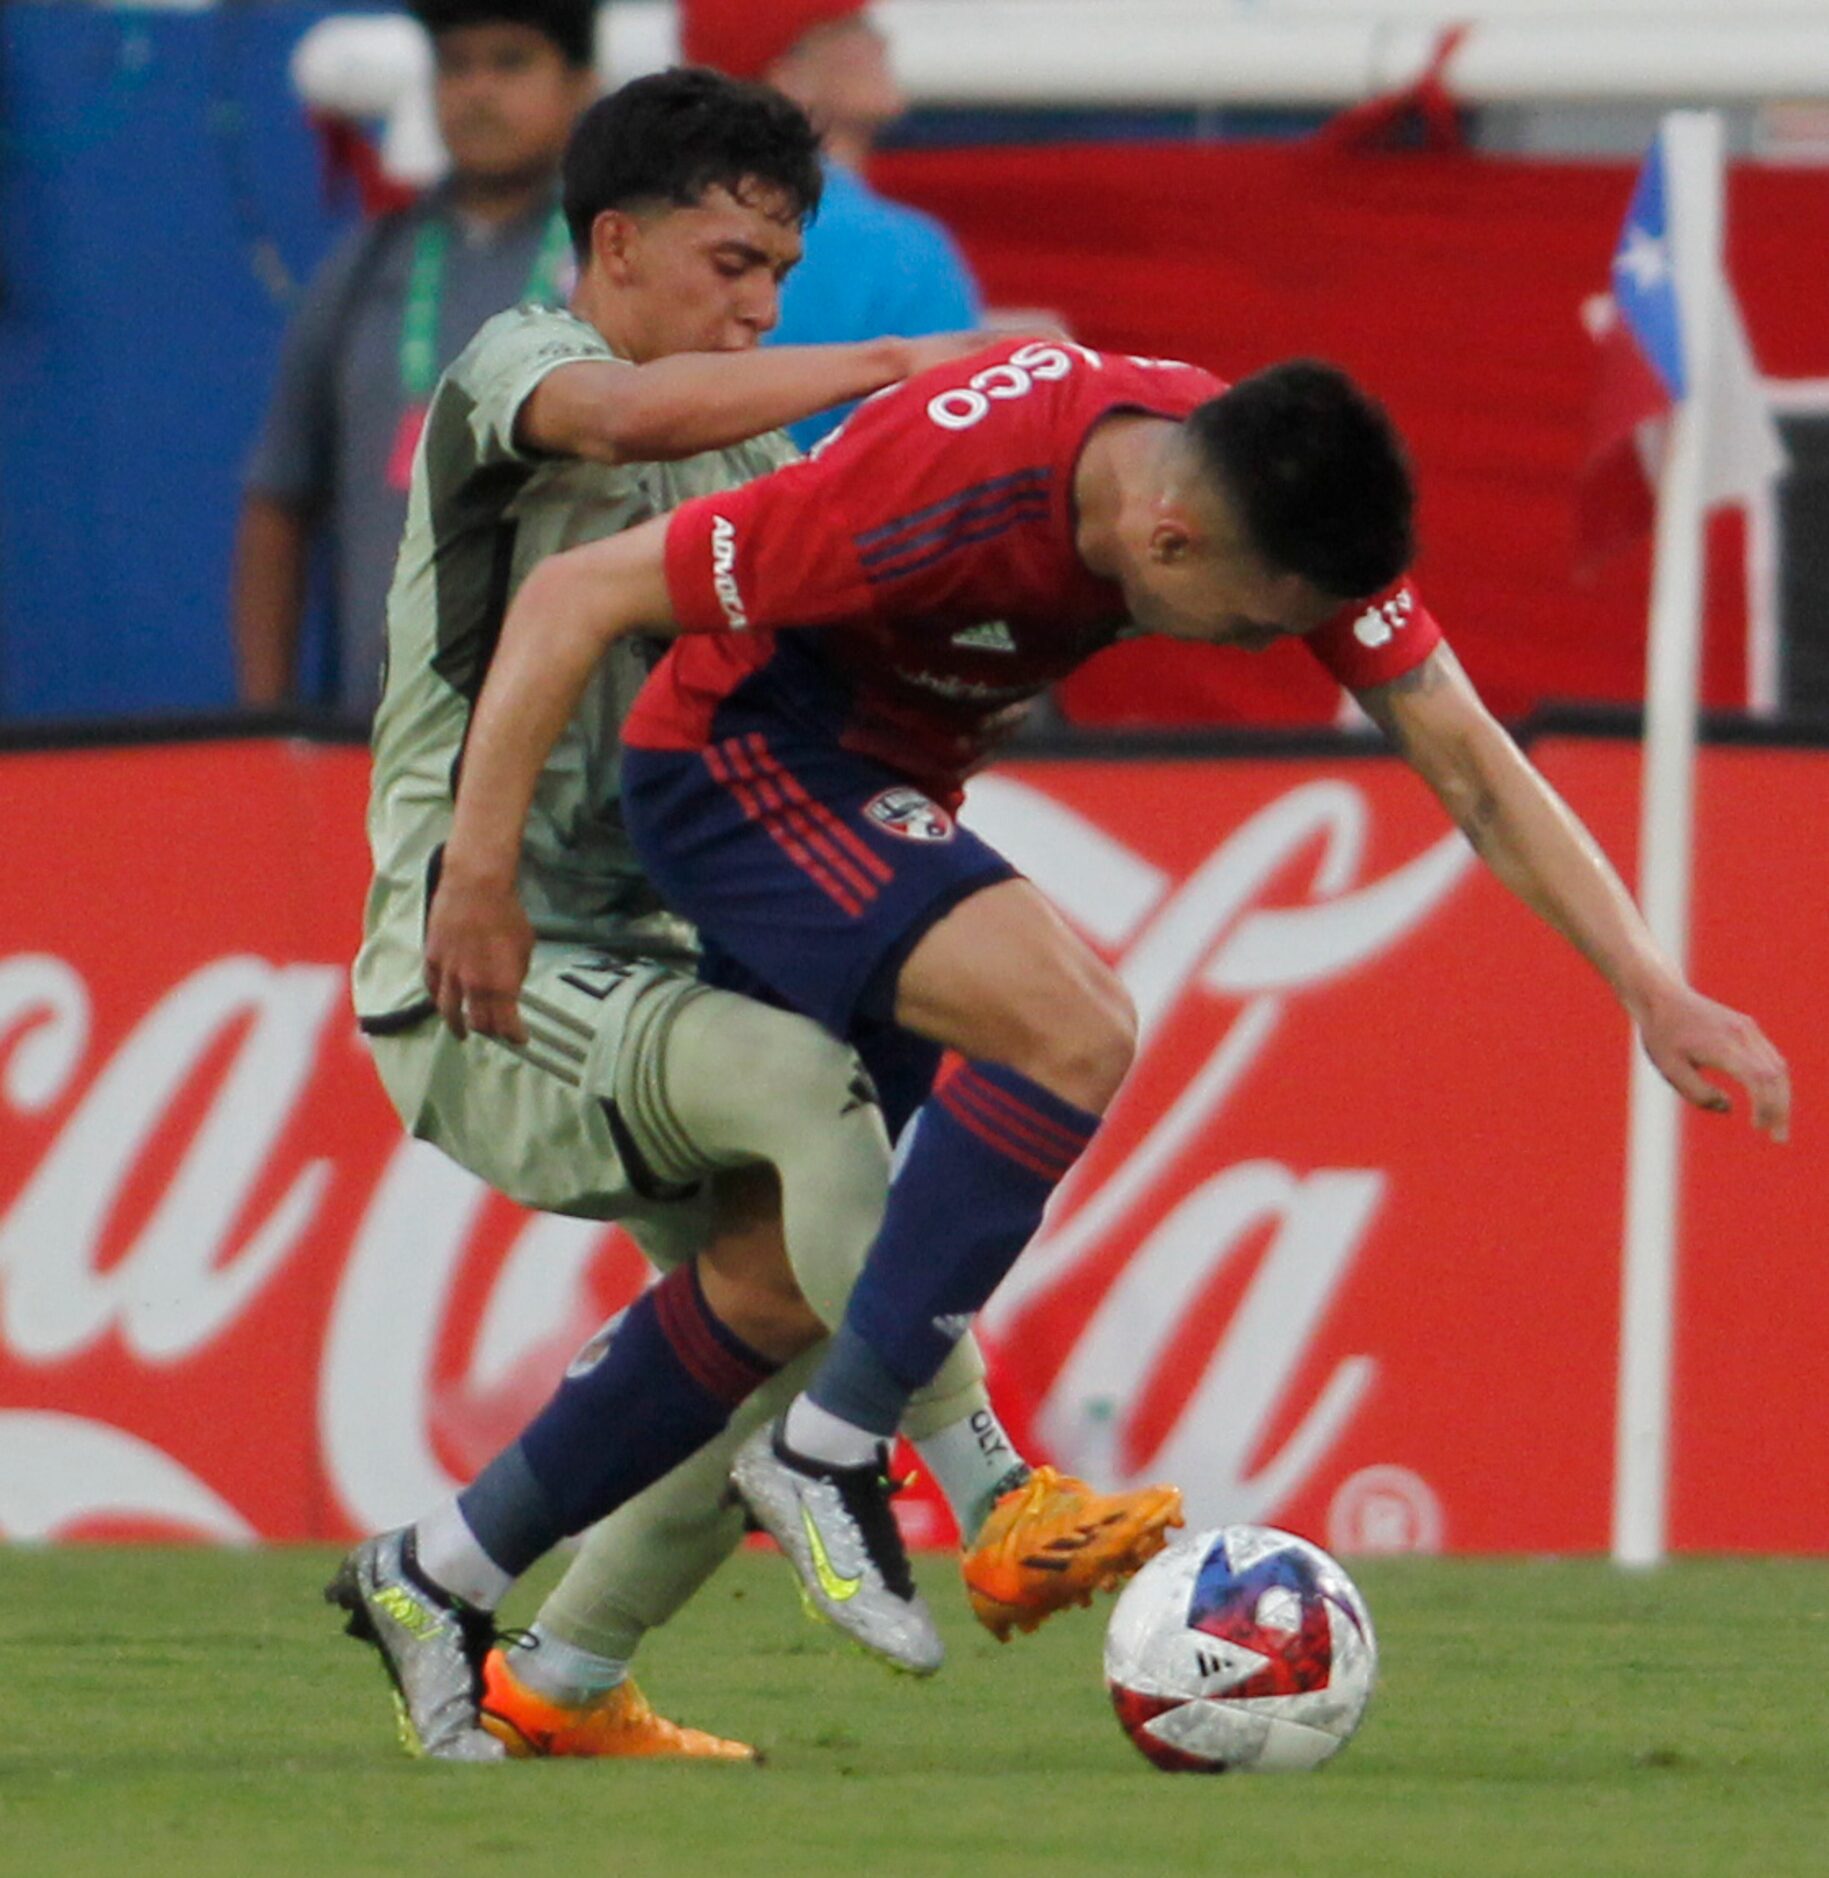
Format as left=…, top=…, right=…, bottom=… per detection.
left=0, top=736, right=1821, bottom=1552
left=875, top=143, right=1829, bottom=727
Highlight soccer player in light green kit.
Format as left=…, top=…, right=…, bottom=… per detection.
left=334, top=69, right=1181, bottom=1764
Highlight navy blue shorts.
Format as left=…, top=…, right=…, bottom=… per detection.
left=621, top=731, right=1015, bottom=1059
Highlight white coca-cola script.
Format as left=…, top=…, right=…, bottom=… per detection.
left=0, top=775, right=1471, bottom=1549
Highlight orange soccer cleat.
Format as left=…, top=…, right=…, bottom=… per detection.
left=962, top=1467, right=1185, bottom=1642
left=478, top=1649, right=759, bottom=1762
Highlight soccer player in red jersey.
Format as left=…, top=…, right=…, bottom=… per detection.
left=427, top=337, right=1792, bottom=1671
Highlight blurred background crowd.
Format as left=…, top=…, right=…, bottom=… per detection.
left=2, top=0, right=1827, bottom=734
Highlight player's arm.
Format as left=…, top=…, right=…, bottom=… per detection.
left=516, top=332, right=985, bottom=465
left=425, top=518, right=677, bottom=1042
left=234, top=227, right=362, bottom=705
left=230, top=494, right=311, bottom=706
left=1355, top=643, right=1791, bottom=1139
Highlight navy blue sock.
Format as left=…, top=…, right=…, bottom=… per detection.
left=809, top=1059, right=1101, bottom=1433
left=457, top=1263, right=775, bottom=1578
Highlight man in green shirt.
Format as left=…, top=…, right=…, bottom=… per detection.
left=333, top=68, right=1181, bottom=1764
left=236, top=0, right=594, bottom=721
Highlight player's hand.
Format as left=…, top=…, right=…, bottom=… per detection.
left=424, top=865, right=533, bottom=1044
left=1635, top=981, right=1791, bottom=1141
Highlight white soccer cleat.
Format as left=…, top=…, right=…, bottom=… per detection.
left=730, top=1423, right=944, bottom=1677
left=325, top=1527, right=508, bottom=1762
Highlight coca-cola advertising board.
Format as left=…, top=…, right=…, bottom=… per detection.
left=1, top=733, right=1821, bottom=1552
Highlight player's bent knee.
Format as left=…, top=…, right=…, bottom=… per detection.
left=991, top=964, right=1137, bottom=1113
left=1065, top=968, right=1138, bottom=1107
left=697, top=1165, right=827, bottom=1361
left=896, top=887, right=1137, bottom=1111
left=697, top=1251, right=826, bottom=1363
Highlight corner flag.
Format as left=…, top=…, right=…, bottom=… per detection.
left=1604, top=115, right=1787, bottom=1572
left=1578, top=128, right=1785, bottom=567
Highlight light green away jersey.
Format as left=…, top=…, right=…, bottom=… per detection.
left=353, top=304, right=795, bottom=1024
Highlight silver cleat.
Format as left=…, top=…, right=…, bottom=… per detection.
left=730, top=1423, right=944, bottom=1677
left=325, top=1527, right=507, bottom=1762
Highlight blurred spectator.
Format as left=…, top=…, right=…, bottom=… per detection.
left=233, top=0, right=596, bottom=721
left=681, top=0, right=982, bottom=448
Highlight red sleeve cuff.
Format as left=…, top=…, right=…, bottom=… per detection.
left=1303, top=581, right=1442, bottom=692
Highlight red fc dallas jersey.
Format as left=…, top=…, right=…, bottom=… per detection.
left=623, top=338, right=1442, bottom=805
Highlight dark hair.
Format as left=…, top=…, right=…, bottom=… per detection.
left=562, top=67, right=824, bottom=260
left=1185, top=361, right=1415, bottom=600
left=411, top=0, right=597, bottom=69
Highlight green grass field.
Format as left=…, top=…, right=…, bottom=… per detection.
left=0, top=1546, right=1823, bottom=1878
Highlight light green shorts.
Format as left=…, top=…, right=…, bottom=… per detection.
left=367, top=946, right=720, bottom=1270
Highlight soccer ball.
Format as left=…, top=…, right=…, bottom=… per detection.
left=1104, top=1524, right=1377, bottom=1773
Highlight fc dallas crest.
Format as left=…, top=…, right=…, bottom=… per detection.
left=864, top=786, right=954, bottom=841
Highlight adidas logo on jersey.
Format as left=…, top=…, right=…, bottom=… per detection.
left=951, top=620, right=1018, bottom=654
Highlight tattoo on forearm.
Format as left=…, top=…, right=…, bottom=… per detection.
left=1356, top=648, right=1511, bottom=856
left=1455, top=786, right=1502, bottom=852
left=1357, top=652, right=1448, bottom=754
left=1383, top=659, right=1445, bottom=699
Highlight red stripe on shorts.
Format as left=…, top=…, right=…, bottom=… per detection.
left=723, top=738, right=882, bottom=906
left=744, top=734, right=895, bottom=885
left=706, top=741, right=866, bottom=917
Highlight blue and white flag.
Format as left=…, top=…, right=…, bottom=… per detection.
left=1579, top=128, right=1785, bottom=564
left=1611, top=141, right=1687, bottom=400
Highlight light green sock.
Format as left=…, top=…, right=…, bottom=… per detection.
left=912, top=1406, right=1031, bottom=1543
left=508, top=1624, right=629, bottom=1705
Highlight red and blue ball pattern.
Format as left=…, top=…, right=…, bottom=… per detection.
left=1104, top=1526, right=1378, bottom=1773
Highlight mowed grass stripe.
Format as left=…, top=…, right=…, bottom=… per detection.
left=0, top=1548, right=1823, bottom=1877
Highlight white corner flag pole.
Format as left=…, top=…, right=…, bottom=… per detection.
left=1612, top=111, right=1724, bottom=1570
